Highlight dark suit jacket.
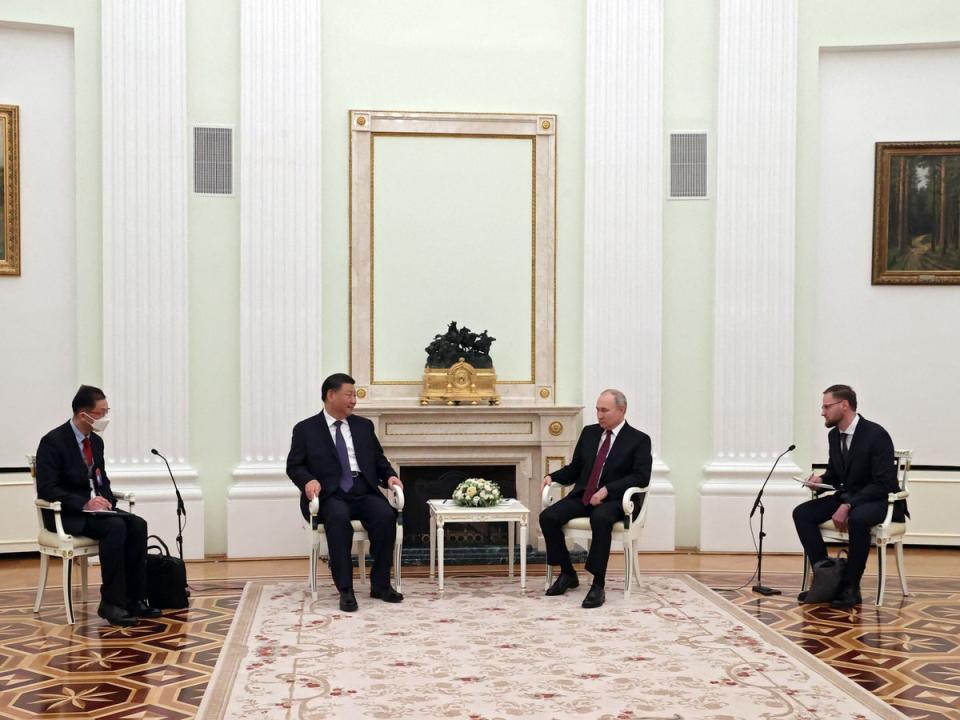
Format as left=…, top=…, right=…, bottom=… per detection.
left=287, top=411, right=398, bottom=520
left=819, top=415, right=906, bottom=519
left=36, top=421, right=117, bottom=535
left=550, top=421, right=652, bottom=513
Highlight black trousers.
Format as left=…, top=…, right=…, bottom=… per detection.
left=319, top=486, right=396, bottom=592
left=79, top=510, right=148, bottom=608
left=792, top=494, right=887, bottom=587
left=539, top=492, right=631, bottom=584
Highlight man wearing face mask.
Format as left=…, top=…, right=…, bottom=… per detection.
left=35, top=385, right=160, bottom=626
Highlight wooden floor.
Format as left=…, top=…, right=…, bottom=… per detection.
left=1, top=548, right=959, bottom=719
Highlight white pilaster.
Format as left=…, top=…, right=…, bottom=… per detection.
left=701, top=0, right=803, bottom=551
left=229, top=0, right=324, bottom=557
left=583, top=0, right=672, bottom=549
left=101, top=0, right=203, bottom=558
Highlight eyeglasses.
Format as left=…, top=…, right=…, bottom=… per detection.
left=820, top=401, right=842, bottom=411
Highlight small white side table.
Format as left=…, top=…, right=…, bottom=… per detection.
left=427, top=499, right=529, bottom=591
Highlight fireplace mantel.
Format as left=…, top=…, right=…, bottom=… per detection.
left=361, top=404, right=583, bottom=512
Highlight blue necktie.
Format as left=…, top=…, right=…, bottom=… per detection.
left=334, top=420, right=354, bottom=492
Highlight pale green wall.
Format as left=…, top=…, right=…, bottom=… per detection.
left=320, top=0, right=586, bottom=403
left=186, top=0, right=240, bottom=555
left=662, top=0, right=718, bottom=548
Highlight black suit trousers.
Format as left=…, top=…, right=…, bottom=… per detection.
left=539, top=493, right=628, bottom=583
left=79, top=510, right=148, bottom=608
left=792, top=494, right=888, bottom=587
left=318, top=485, right=396, bottom=591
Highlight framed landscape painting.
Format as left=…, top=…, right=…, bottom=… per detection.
left=1, top=105, right=21, bottom=276
left=873, top=141, right=960, bottom=285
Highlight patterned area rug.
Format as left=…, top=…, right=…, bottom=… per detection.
left=199, top=576, right=905, bottom=719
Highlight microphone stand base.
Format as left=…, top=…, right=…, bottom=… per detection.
left=752, top=585, right=782, bottom=596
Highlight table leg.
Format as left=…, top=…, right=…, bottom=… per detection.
left=508, top=519, right=515, bottom=578
left=520, top=518, right=528, bottom=590
left=429, top=512, right=436, bottom=580
left=438, top=520, right=445, bottom=591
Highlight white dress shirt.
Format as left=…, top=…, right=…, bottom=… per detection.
left=839, top=413, right=860, bottom=452
left=326, top=413, right=360, bottom=472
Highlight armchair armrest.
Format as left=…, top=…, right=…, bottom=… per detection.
left=541, top=482, right=563, bottom=510
left=622, top=486, right=649, bottom=517
left=112, top=490, right=136, bottom=511
left=880, top=489, right=910, bottom=527
left=387, top=485, right=404, bottom=512
left=34, top=498, right=72, bottom=541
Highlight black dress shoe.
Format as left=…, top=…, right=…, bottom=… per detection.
left=830, top=584, right=862, bottom=609
left=370, top=586, right=404, bottom=603
left=98, top=602, right=139, bottom=627
left=339, top=589, right=358, bottom=612
left=797, top=590, right=809, bottom=603
left=128, top=600, right=162, bottom=618
left=545, top=573, right=580, bottom=596
left=582, top=584, right=606, bottom=609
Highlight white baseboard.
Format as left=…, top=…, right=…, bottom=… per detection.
left=700, top=461, right=805, bottom=552
left=228, top=464, right=313, bottom=558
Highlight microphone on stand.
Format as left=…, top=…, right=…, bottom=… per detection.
left=152, top=448, right=185, bottom=561
left=750, top=444, right=795, bottom=596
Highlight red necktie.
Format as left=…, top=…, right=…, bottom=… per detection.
left=82, top=436, right=94, bottom=468
left=583, top=430, right=612, bottom=505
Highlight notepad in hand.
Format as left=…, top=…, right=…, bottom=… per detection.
left=793, top=475, right=835, bottom=491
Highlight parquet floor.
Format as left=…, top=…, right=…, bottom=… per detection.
left=0, top=551, right=957, bottom=719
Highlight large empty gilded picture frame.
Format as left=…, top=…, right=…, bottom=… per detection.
left=349, top=110, right=557, bottom=405
left=0, top=105, right=21, bottom=276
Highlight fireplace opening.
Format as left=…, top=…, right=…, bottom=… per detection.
left=401, top=465, right=516, bottom=548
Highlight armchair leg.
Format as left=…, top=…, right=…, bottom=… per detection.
left=34, top=553, right=49, bottom=613
left=895, top=541, right=909, bottom=597
left=79, top=557, right=89, bottom=604
left=394, top=542, right=402, bottom=593
left=62, top=558, right=75, bottom=625
left=623, top=541, right=632, bottom=597
left=358, top=541, right=366, bottom=584
left=309, top=540, right=319, bottom=600
left=800, top=554, right=810, bottom=592
left=876, top=542, right=886, bottom=607
left=545, top=563, right=554, bottom=591
left=632, top=547, right=642, bottom=592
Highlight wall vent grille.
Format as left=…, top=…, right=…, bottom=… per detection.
left=669, top=132, right=708, bottom=199
left=193, top=125, right=234, bottom=195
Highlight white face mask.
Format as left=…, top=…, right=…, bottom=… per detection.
left=83, top=412, right=111, bottom=433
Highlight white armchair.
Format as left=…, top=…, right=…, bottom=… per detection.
left=800, top=449, right=912, bottom=606
left=308, top=486, right=405, bottom=599
left=541, top=483, right=650, bottom=597
left=29, top=454, right=136, bottom=624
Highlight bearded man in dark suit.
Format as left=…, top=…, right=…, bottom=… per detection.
left=287, top=373, right=404, bottom=612
left=794, top=384, right=905, bottom=608
left=539, top=389, right=652, bottom=609
left=36, top=385, right=160, bottom=626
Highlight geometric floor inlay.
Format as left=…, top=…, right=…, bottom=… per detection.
left=0, top=570, right=959, bottom=719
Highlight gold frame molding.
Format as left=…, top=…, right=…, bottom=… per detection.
left=349, top=110, right=558, bottom=405
left=0, top=105, right=21, bottom=277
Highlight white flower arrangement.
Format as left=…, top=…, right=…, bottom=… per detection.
left=451, top=477, right=503, bottom=507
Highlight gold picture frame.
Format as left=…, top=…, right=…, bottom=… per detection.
left=872, top=141, right=960, bottom=285
left=1, top=105, right=21, bottom=276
